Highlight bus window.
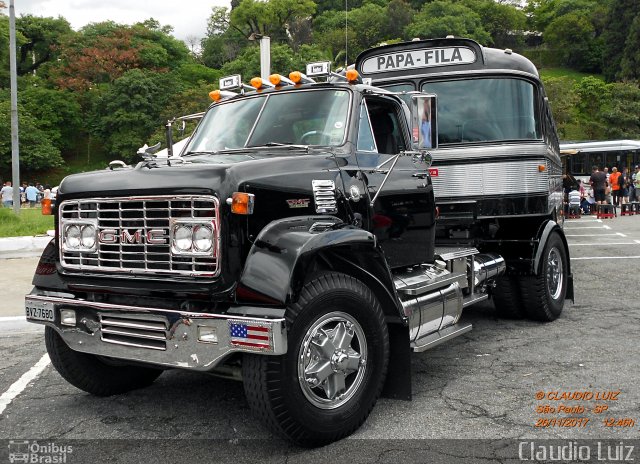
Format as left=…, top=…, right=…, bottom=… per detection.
left=420, top=78, right=540, bottom=144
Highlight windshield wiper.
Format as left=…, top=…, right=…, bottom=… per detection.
left=250, top=142, right=310, bottom=152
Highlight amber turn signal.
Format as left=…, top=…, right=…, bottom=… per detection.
left=289, top=71, right=302, bottom=84
left=209, top=90, right=221, bottom=102
left=538, top=164, right=546, bottom=172
left=230, top=192, right=255, bottom=215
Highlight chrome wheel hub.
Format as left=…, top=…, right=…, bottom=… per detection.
left=547, top=247, right=563, bottom=300
left=298, top=312, right=367, bottom=409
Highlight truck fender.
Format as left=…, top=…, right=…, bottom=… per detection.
left=533, top=220, right=574, bottom=301
left=237, top=216, right=402, bottom=316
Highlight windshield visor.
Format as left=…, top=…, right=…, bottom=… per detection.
left=184, top=89, right=351, bottom=152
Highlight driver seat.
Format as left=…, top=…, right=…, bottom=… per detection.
left=371, top=113, right=397, bottom=154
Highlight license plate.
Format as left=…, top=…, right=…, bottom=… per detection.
left=25, top=300, right=55, bottom=322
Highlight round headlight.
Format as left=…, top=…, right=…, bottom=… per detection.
left=174, top=225, right=192, bottom=252
left=81, top=225, right=96, bottom=249
left=193, top=225, right=213, bottom=252
left=66, top=225, right=81, bottom=249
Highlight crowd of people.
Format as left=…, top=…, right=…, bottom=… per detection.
left=1, top=180, right=55, bottom=208
left=565, top=165, right=640, bottom=215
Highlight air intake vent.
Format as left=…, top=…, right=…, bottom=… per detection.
left=100, top=314, right=168, bottom=351
left=312, top=180, right=338, bottom=214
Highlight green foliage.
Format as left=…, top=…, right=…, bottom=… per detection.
left=619, top=15, right=640, bottom=81
left=90, top=69, right=182, bottom=161
left=467, top=0, right=526, bottom=47
left=405, top=1, right=492, bottom=45
left=541, top=76, right=577, bottom=138
left=0, top=100, right=64, bottom=170
left=601, top=0, right=640, bottom=81
left=15, top=15, right=73, bottom=76
left=601, top=82, right=640, bottom=138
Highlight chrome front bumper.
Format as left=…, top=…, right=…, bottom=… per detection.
left=25, top=292, right=287, bottom=372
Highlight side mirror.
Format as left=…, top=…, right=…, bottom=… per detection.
left=410, top=94, right=437, bottom=150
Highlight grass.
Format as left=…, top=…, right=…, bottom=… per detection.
left=0, top=207, right=54, bottom=238
left=539, top=67, right=604, bottom=82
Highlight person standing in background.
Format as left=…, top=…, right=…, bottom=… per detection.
left=589, top=166, right=607, bottom=206
left=633, top=166, right=640, bottom=201
left=609, top=167, right=621, bottom=206
left=1, top=181, right=14, bottom=207
left=25, top=183, right=39, bottom=207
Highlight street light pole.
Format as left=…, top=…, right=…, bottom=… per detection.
left=9, top=0, right=20, bottom=214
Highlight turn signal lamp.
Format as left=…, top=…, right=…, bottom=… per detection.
left=345, top=69, right=360, bottom=83
left=228, top=192, right=255, bottom=215
left=209, top=90, right=221, bottom=101
left=269, top=73, right=294, bottom=87
left=538, top=164, right=546, bottom=172
left=289, top=71, right=316, bottom=85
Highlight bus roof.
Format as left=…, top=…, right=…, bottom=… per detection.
left=355, top=37, right=539, bottom=81
left=559, top=140, right=640, bottom=153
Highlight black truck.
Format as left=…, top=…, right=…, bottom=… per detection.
left=25, top=41, right=572, bottom=447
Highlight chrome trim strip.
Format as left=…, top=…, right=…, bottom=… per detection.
left=59, top=195, right=221, bottom=278
left=431, top=158, right=550, bottom=198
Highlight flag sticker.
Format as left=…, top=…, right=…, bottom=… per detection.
left=229, top=322, right=270, bottom=349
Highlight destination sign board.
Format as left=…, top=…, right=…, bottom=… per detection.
left=360, top=46, right=476, bottom=74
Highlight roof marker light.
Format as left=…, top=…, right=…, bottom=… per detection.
left=209, top=89, right=238, bottom=102
left=250, top=77, right=275, bottom=90
left=345, top=69, right=359, bottom=83
left=269, top=73, right=294, bottom=87
left=289, top=71, right=316, bottom=85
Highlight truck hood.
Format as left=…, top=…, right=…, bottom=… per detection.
left=57, top=150, right=342, bottom=200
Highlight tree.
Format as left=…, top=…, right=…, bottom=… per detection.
left=15, top=15, right=73, bottom=76
left=542, top=76, right=577, bottom=138
left=89, top=69, right=182, bottom=160
left=601, top=82, right=640, bottom=138
left=544, top=11, right=601, bottom=72
left=619, top=15, right=640, bottom=81
left=230, top=0, right=316, bottom=42
left=49, top=22, right=189, bottom=91
left=385, top=0, right=415, bottom=41
left=406, top=1, right=491, bottom=44
left=467, top=0, right=526, bottom=48
left=0, top=99, right=64, bottom=171
left=573, top=76, right=609, bottom=139
left=601, top=0, right=640, bottom=81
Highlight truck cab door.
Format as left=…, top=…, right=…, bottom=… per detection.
left=353, top=96, right=436, bottom=268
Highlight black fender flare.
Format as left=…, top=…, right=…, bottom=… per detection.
left=237, top=216, right=403, bottom=317
left=533, top=220, right=574, bottom=301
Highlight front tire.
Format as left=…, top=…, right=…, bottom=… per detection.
left=519, top=231, right=568, bottom=321
left=45, top=326, right=163, bottom=396
left=242, top=273, right=389, bottom=447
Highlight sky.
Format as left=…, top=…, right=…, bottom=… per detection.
left=11, top=0, right=231, bottom=41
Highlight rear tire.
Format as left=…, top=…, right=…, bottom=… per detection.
left=519, top=231, right=568, bottom=321
left=45, top=326, right=162, bottom=396
left=242, top=272, right=389, bottom=447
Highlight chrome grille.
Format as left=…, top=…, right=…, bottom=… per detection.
left=100, top=314, right=168, bottom=351
left=60, top=195, right=220, bottom=277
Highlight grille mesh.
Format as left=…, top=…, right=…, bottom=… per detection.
left=60, top=196, right=219, bottom=277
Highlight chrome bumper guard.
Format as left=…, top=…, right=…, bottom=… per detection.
left=25, top=293, right=287, bottom=372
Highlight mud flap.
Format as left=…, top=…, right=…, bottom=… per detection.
left=381, top=323, right=412, bottom=401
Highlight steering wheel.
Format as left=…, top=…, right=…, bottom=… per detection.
left=300, top=130, right=331, bottom=145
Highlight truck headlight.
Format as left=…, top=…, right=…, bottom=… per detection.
left=170, top=220, right=216, bottom=256
left=62, top=220, right=97, bottom=253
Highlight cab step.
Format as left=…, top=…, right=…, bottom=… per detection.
left=411, top=323, right=473, bottom=352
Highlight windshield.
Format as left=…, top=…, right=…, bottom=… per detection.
left=184, top=89, right=351, bottom=153
left=384, top=78, right=540, bottom=144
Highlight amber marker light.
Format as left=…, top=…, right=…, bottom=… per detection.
left=229, top=192, right=255, bottom=215
left=209, top=90, right=221, bottom=102
left=269, top=74, right=282, bottom=86
left=346, top=69, right=359, bottom=82
left=538, top=164, right=546, bottom=172
left=250, top=77, right=263, bottom=89
left=289, top=71, right=302, bottom=84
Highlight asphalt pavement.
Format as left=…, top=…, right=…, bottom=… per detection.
left=1, top=215, right=639, bottom=463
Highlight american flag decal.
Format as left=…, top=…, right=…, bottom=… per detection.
left=229, top=322, right=271, bottom=349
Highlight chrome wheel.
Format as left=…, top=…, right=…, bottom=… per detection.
left=298, top=311, right=367, bottom=409
left=547, top=246, right=563, bottom=300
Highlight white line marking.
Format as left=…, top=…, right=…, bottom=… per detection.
left=564, top=226, right=610, bottom=230
left=565, top=233, right=622, bottom=237
left=0, top=316, right=26, bottom=322
left=572, top=256, right=640, bottom=260
left=635, top=240, right=640, bottom=244
left=603, top=225, right=611, bottom=230
left=616, top=232, right=627, bottom=237
left=0, top=353, right=50, bottom=415
left=568, top=242, right=638, bottom=246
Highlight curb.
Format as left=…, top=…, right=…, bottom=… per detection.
left=0, top=233, right=53, bottom=259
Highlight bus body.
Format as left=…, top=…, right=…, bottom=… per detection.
left=356, top=37, right=572, bottom=302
